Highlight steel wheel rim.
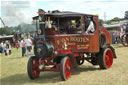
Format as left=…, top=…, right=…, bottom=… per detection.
left=121, top=34, right=128, bottom=46
left=31, top=58, right=40, bottom=78
left=105, top=49, right=113, bottom=68
left=64, top=58, right=71, bottom=79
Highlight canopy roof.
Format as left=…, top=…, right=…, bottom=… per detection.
left=33, top=11, right=97, bottom=20
left=46, top=11, right=94, bottom=17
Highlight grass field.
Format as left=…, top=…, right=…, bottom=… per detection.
left=0, top=44, right=128, bottom=85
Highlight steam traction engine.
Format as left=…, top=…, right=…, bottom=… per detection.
left=27, top=9, right=116, bottom=80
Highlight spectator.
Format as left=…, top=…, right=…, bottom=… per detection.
left=12, top=37, right=15, bottom=47
left=5, top=44, right=10, bottom=56
left=115, top=32, right=120, bottom=44
left=15, top=40, right=19, bottom=50
left=3, top=41, right=6, bottom=53
left=112, top=32, right=116, bottom=44
left=25, top=37, right=32, bottom=55
left=19, top=39, right=22, bottom=47
left=0, top=41, right=4, bottom=53
left=8, top=41, right=11, bottom=55
left=21, top=39, right=26, bottom=57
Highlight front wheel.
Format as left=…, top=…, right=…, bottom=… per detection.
left=98, top=48, right=113, bottom=69
left=27, top=57, right=40, bottom=79
left=60, top=56, right=71, bottom=81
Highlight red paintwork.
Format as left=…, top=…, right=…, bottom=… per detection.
left=39, top=55, right=60, bottom=72
left=39, top=16, right=113, bottom=72
left=72, top=53, right=80, bottom=57
left=56, top=49, right=72, bottom=54
left=93, top=17, right=99, bottom=52
left=46, top=17, right=100, bottom=53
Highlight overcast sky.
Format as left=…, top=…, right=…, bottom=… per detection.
left=0, top=0, right=128, bottom=27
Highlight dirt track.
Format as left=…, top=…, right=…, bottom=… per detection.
left=1, top=44, right=128, bottom=85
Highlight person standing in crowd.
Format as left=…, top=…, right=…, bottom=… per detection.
left=4, top=40, right=11, bottom=55
left=19, top=39, right=21, bottom=48
left=12, top=37, right=15, bottom=47
left=8, top=41, right=11, bottom=55
left=20, top=39, right=23, bottom=56
left=0, top=42, right=2, bottom=53
left=25, top=37, right=32, bottom=55
left=3, top=41, right=6, bottom=53
left=15, top=40, right=19, bottom=51
left=114, top=32, right=119, bottom=44
left=5, top=40, right=8, bottom=45
left=112, top=32, right=116, bottom=44
left=4, top=40, right=8, bottom=55
left=21, top=38, right=26, bottom=57
left=5, top=44, right=10, bottom=56
left=0, top=41, right=4, bottom=54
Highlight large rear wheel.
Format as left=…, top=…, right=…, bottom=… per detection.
left=60, top=56, right=71, bottom=81
left=27, top=57, right=40, bottom=79
left=98, top=48, right=113, bottom=69
left=121, top=33, right=128, bottom=47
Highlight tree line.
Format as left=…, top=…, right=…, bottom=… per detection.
left=0, top=21, right=36, bottom=35
left=99, top=11, right=128, bottom=24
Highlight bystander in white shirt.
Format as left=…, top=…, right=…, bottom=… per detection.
left=20, top=40, right=23, bottom=47
left=25, top=38, right=32, bottom=47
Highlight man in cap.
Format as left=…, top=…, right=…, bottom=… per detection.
left=38, top=9, right=46, bottom=35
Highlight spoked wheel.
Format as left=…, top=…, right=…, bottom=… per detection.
left=60, top=56, right=71, bottom=81
left=27, top=57, right=40, bottom=79
left=98, top=48, right=113, bottom=69
left=121, top=33, right=128, bottom=47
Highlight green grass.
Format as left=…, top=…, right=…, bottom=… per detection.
left=1, top=48, right=29, bottom=85
left=1, top=44, right=128, bottom=85
left=0, top=48, right=61, bottom=85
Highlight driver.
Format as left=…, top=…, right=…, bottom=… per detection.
left=84, top=16, right=95, bottom=34
left=38, top=9, right=46, bottom=34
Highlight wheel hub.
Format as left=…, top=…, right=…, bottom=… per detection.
left=105, top=49, right=113, bottom=68
left=67, top=66, right=70, bottom=70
